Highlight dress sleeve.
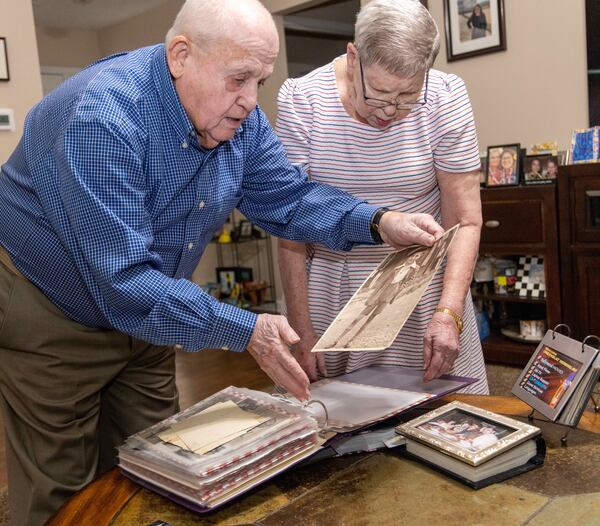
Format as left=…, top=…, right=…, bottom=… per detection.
left=275, top=78, right=313, bottom=174
left=429, top=74, right=481, bottom=174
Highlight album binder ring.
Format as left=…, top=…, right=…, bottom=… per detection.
left=552, top=324, right=571, bottom=339
left=582, top=335, right=600, bottom=352
left=304, top=399, right=329, bottom=429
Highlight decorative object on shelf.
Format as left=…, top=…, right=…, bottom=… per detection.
left=0, top=38, right=9, bottom=81
left=529, top=141, right=558, bottom=155
left=243, top=280, right=268, bottom=306
left=485, top=143, right=521, bottom=187
left=443, top=0, right=506, bottom=62
left=473, top=256, right=493, bottom=283
left=570, top=127, right=600, bottom=164
left=519, top=319, right=546, bottom=340
left=216, top=267, right=237, bottom=296
left=237, top=220, right=253, bottom=240
left=479, top=153, right=487, bottom=186
left=523, top=154, right=559, bottom=185
left=500, top=326, right=543, bottom=344
left=217, top=217, right=233, bottom=243
left=515, top=256, right=545, bottom=298
left=492, top=258, right=516, bottom=295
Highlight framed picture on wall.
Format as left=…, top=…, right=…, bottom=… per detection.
left=444, top=0, right=506, bottom=62
left=485, top=144, right=521, bottom=187
left=0, top=38, right=9, bottom=81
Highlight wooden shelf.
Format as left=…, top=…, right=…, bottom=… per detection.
left=472, top=291, right=546, bottom=304
left=481, top=333, right=536, bottom=366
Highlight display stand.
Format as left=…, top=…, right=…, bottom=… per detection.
left=523, top=324, right=600, bottom=446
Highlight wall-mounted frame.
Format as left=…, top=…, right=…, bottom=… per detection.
left=0, top=38, right=9, bottom=81
left=444, top=0, right=506, bottom=62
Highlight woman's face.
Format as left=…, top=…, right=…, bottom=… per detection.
left=474, top=5, right=482, bottom=15
left=531, top=159, right=541, bottom=172
left=489, top=150, right=501, bottom=169
left=501, top=151, right=514, bottom=170
left=350, top=48, right=426, bottom=130
left=546, top=161, right=558, bottom=175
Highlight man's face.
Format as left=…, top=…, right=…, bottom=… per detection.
left=168, top=29, right=278, bottom=148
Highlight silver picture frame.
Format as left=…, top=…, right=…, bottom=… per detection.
left=396, top=401, right=540, bottom=466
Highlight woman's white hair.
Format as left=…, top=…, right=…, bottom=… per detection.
left=355, top=0, right=440, bottom=77
left=165, top=0, right=272, bottom=48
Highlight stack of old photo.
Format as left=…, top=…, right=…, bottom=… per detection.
left=118, top=367, right=476, bottom=511
left=511, top=329, right=600, bottom=427
left=395, top=401, right=545, bottom=489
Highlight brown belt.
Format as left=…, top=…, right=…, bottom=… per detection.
left=0, top=245, right=25, bottom=278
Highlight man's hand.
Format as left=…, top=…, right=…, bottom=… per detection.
left=291, top=330, right=327, bottom=382
left=422, top=312, right=460, bottom=381
left=247, top=314, right=310, bottom=400
left=378, top=212, right=444, bottom=249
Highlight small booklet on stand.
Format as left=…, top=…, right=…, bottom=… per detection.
left=118, top=366, right=476, bottom=513
left=395, top=401, right=544, bottom=489
left=510, top=329, right=600, bottom=426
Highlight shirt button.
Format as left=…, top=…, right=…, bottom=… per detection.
left=221, top=346, right=230, bottom=351
left=181, top=141, right=188, bottom=148
left=174, top=344, right=183, bottom=351
left=199, top=200, right=205, bottom=209
left=188, top=242, right=194, bottom=251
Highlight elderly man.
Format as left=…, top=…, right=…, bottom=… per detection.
left=0, top=0, right=442, bottom=523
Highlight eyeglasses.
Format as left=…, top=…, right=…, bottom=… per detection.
left=359, top=59, right=428, bottom=111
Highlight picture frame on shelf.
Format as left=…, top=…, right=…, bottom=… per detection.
left=523, top=155, right=559, bottom=185
left=485, top=144, right=521, bottom=187
left=479, top=154, right=487, bottom=186
left=443, top=0, right=506, bottom=62
left=570, top=127, right=600, bottom=164
left=237, top=220, right=253, bottom=240
left=0, top=38, right=9, bottom=81
left=216, top=267, right=237, bottom=296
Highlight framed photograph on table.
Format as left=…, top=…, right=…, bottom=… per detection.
left=485, top=144, right=521, bottom=187
left=444, top=0, right=506, bottom=62
left=216, top=267, right=237, bottom=296
left=0, top=38, right=9, bottom=81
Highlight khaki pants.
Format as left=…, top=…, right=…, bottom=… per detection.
left=0, top=257, right=179, bottom=526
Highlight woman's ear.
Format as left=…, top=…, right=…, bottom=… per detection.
left=347, top=42, right=358, bottom=80
left=166, top=36, right=192, bottom=80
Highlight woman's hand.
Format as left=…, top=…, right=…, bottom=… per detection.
left=422, top=311, right=460, bottom=381
left=291, top=330, right=327, bottom=382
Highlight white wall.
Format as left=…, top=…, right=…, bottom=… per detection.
left=0, top=1, right=43, bottom=163
left=427, top=0, right=588, bottom=151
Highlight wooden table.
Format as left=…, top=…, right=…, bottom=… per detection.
left=48, top=395, right=600, bottom=526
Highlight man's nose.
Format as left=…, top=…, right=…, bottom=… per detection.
left=237, top=82, right=258, bottom=112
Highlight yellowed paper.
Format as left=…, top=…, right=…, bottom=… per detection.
left=158, top=400, right=269, bottom=454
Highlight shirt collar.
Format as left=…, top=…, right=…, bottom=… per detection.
left=152, top=45, right=197, bottom=145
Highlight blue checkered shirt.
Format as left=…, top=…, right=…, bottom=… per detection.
left=0, top=45, right=377, bottom=352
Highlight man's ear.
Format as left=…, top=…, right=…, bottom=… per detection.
left=166, top=36, right=192, bottom=79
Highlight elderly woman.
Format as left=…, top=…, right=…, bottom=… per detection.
left=276, top=0, right=487, bottom=393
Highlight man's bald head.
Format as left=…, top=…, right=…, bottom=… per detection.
left=166, top=0, right=277, bottom=51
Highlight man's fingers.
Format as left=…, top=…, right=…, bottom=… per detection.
left=275, top=348, right=310, bottom=399
left=280, top=320, right=301, bottom=346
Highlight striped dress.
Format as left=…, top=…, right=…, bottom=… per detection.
left=275, top=58, right=488, bottom=394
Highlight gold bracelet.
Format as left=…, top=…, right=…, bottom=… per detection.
left=434, top=307, right=464, bottom=334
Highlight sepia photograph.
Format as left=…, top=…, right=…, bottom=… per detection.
left=312, top=225, right=459, bottom=352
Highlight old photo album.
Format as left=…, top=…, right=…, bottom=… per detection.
left=312, top=224, right=459, bottom=352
